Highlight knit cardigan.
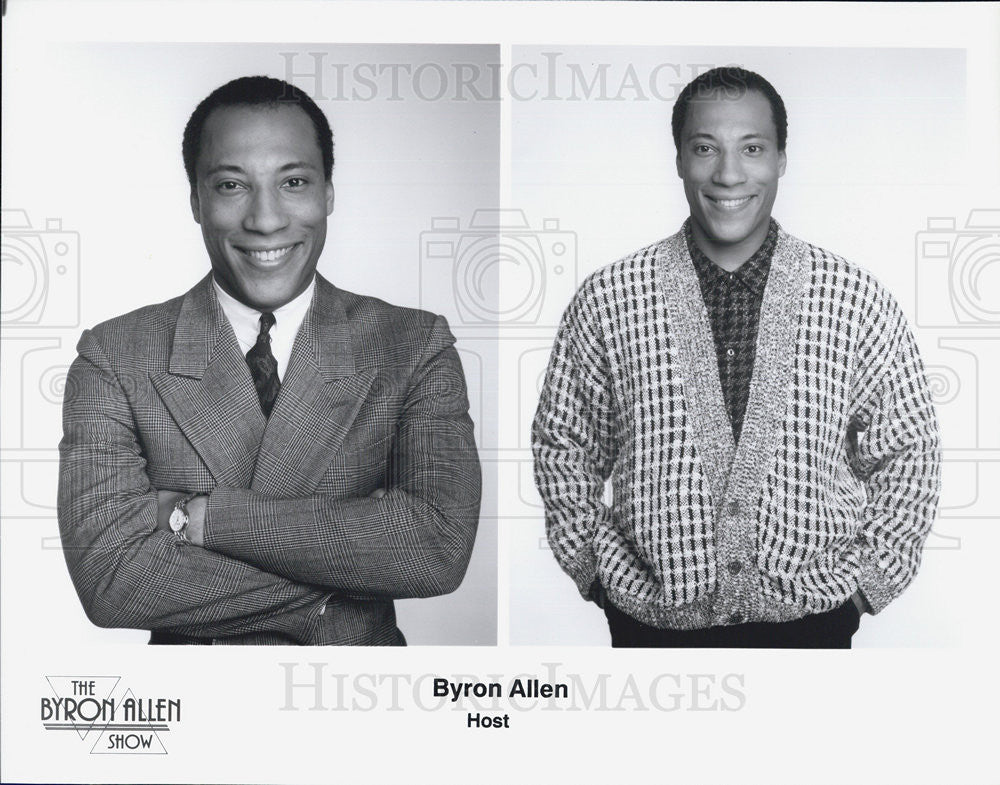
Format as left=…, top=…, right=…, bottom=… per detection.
left=532, top=225, right=941, bottom=630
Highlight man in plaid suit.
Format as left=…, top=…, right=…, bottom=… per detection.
left=532, top=67, right=940, bottom=648
left=58, top=76, right=481, bottom=645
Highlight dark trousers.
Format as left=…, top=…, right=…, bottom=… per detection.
left=605, top=599, right=861, bottom=649
left=149, top=630, right=213, bottom=645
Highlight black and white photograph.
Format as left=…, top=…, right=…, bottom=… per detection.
left=528, top=61, right=941, bottom=649
left=1, top=2, right=998, bottom=784
left=2, top=41, right=500, bottom=648
left=508, top=45, right=977, bottom=650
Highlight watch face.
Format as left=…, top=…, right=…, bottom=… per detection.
left=169, top=507, right=187, bottom=532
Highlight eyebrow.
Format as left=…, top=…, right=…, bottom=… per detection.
left=686, top=132, right=770, bottom=142
left=204, top=161, right=320, bottom=176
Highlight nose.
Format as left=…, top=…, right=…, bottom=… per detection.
left=712, top=150, right=746, bottom=188
left=242, top=187, right=289, bottom=234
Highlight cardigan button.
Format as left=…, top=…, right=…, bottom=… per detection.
left=729, top=613, right=744, bottom=624
left=727, top=560, right=743, bottom=575
left=727, top=500, right=740, bottom=516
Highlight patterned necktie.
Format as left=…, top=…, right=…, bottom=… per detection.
left=246, top=311, right=280, bottom=417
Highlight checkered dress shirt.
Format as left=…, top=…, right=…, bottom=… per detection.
left=686, top=219, right=778, bottom=442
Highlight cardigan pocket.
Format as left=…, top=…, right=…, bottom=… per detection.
left=593, top=513, right=716, bottom=607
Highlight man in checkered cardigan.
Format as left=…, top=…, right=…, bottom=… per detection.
left=532, top=67, right=941, bottom=648
left=57, top=77, right=481, bottom=645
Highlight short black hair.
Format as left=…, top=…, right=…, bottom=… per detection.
left=671, top=67, right=787, bottom=153
left=182, top=75, right=334, bottom=188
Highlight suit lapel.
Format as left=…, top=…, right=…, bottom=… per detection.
left=151, top=275, right=265, bottom=487
left=251, top=276, right=376, bottom=496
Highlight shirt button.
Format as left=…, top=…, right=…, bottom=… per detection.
left=728, top=560, right=743, bottom=575
left=729, top=613, right=744, bottom=624
left=726, top=348, right=735, bottom=358
left=727, top=500, right=740, bottom=516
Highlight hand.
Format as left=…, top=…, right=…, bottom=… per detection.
left=368, top=488, right=387, bottom=500
left=850, top=590, right=869, bottom=616
left=156, top=490, right=207, bottom=546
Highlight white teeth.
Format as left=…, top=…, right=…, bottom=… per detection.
left=711, top=197, right=753, bottom=209
left=244, top=245, right=294, bottom=262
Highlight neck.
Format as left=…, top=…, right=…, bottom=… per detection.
left=689, top=219, right=771, bottom=272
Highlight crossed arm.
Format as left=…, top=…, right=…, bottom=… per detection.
left=161, top=317, right=481, bottom=599
left=59, top=371, right=328, bottom=643
left=59, top=316, right=481, bottom=640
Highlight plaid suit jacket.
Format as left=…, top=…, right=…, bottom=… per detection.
left=58, top=273, right=481, bottom=645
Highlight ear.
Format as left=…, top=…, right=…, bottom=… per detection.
left=189, top=188, right=201, bottom=224
left=675, top=152, right=683, bottom=179
left=777, top=149, right=787, bottom=177
left=325, top=181, right=335, bottom=216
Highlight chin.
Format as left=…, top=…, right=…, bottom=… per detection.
left=700, top=223, right=745, bottom=246
left=249, top=287, right=295, bottom=310
left=717, top=227, right=756, bottom=246
left=706, top=216, right=763, bottom=246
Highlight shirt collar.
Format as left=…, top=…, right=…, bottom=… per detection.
left=212, top=275, right=316, bottom=346
left=685, top=218, right=778, bottom=297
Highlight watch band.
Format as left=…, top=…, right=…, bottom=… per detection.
left=169, top=493, right=200, bottom=541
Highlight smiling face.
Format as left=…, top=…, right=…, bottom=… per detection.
left=676, top=89, right=786, bottom=270
left=190, top=104, right=334, bottom=310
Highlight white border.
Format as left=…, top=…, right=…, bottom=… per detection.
left=3, top=3, right=999, bottom=784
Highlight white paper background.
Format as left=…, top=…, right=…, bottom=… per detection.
left=2, top=2, right=999, bottom=784
left=506, top=44, right=990, bottom=648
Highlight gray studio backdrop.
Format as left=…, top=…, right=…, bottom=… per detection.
left=1, top=42, right=500, bottom=645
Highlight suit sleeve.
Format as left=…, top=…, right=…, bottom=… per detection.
left=202, top=315, right=482, bottom=598
left=847, top=283, right=942, bottom=614
left=58, top=329, right=331, bottom=643
left=531, top=281, right=617, bottom=600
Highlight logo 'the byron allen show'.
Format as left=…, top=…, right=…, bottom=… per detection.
left=41, top=677, right=181, bottom=754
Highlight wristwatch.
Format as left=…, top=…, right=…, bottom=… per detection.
left=168, top=493, right=200, bottom=542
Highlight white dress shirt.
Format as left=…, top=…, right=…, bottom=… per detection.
left=212, top=276, right=315, bottom=382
